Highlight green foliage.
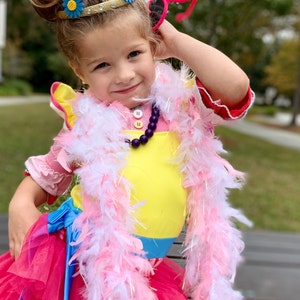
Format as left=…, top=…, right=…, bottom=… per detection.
left=264, top=38, right=300, bottom=97
left=5, top=0, right=62, bottom=91
left=168, top=0, right=294, bottom=92
left=47, top=52, right=79, bottom=88
left=2, top=42, right=33, bottom=80
left=247, top=104, right=279, bottom=117
left=0, top=79, right=32, bottom=95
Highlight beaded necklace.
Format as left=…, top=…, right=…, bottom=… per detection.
left=126, top=103, right=160, bottom=148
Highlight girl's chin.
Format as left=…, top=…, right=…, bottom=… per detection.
left=102, top=94, right=149, bottom=108
left=123, top=98, right=149, bottom=109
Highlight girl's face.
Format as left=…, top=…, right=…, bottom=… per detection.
left=72, top=15, right=156, bottom=109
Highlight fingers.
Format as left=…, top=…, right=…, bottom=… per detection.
left=9, top=241, right=15, bottom=259
left=8, top=230, right=23, bottom=259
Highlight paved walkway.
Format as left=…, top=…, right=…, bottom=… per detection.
left=236, top=231, right=300, bottom=300
left=0, top=95, right=49, bottom=106
left=226, top=118, right=300, bottom=152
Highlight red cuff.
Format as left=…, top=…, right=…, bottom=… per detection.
left=46, top=194, right=57, bottom=205
left=196, top=78, right=254, bottom=120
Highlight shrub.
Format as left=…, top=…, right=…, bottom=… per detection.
left=0, top=79, right=32, bottom=96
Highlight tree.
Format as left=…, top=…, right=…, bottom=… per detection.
left=263, top=1, right=300, bottom=126
left=264, top=39, right=300, bottom=97
left=168, top=0, right=294, bottom=92
left=292, top=61, right=300, bottom=125
left=4, top=0, right=77, bottom=92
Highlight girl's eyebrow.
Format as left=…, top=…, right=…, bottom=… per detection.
left=83, top=57, right=107, bottom=66
left=81, top=40, right=148, bottom=66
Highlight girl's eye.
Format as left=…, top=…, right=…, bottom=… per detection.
left=95, top=62, right=108, bottom=70
left=128, top=51, right=140, bottom=58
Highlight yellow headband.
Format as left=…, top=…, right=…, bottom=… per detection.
left=57, top=0, right=134, bottom=19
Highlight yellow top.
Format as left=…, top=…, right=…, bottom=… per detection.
left=122, top=130, right=187, bottom=239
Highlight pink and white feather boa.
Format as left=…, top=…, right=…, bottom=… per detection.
left=152, top=64, right=252, bottom=299
left=58, top=62, right=251, bottom=299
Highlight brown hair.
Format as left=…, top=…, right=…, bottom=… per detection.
left=29, top=0, right=158, bottom=64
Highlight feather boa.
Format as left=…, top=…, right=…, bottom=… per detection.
left=152, top=64, right=252, bottom=299
left=57, top=62, right=251, bottom=299
left=57, top=99, right=156, bottom=299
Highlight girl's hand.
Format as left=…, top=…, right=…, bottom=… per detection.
left=155, top=20, right=182, bottom=60
left=8, top=176, right=46, bottom=259
left=8, top=199, right=41, bottom=259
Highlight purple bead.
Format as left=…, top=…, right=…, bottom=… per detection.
left=148, top=122, right=157, bottom=130
left=140, top=135, right=149, bottom=144
left=145, top=129, right=153, bottom=137
left=150, top=115, right=158, bottom=123
left=131, top=138, right=140, bottom=148
left=128, top=104, right=160, bottom=148
left=152, top=107, right=160, bottom=116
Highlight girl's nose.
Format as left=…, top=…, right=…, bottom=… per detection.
left=115, top=63, right=135, bottom=84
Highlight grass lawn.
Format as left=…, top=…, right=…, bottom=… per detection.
left=216, top=126, right=300, bottom=232
left=1, top=101, right=300, bottom=232
left=0, top=102, right=62, bottom=213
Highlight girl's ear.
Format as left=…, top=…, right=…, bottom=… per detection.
left=69, top=61, right=85, bottom=83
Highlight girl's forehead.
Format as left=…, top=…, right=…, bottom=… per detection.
left=107, top=10, right=147, bottom=31
left=77, top=24, right=150, bottom=60
left=87, top=20, right=145, bottom=42
left=73, top=11, right=153, bottom=61
left=87, top=13, right=149, bottom=42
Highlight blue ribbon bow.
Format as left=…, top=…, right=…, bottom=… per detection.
left=48, top=198, right=82, bottom=300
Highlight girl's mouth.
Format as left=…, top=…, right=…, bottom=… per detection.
left=114, top=83, right=140, bottom=94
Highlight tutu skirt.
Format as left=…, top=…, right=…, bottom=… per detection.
left=0, top=214, right=187, bottom=299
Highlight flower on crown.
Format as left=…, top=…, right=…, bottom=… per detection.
left=62, top=0, right=85, bottom=18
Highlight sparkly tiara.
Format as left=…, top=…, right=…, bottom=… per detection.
left=57, top=0, right=134, bottom=19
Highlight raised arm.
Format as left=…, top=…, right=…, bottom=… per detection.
left=155, top=21, right=250, bottom=107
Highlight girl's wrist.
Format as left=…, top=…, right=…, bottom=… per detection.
left=169, top=32, right=194, bottom=62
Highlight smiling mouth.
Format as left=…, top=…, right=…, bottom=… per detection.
left=114, top=83, right=140, bottom=94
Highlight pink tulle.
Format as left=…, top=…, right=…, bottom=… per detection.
left=0, top=214, right=187, bottom=300
left=0, top=214, right=66, bottom=300
left=150, top=257, right=187, bottom=300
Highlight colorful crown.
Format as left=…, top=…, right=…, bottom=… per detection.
left=57, top=0, right=134, bottom=19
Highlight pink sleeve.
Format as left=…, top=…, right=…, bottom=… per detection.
left=25, top=130, right=73, bottom=197
left=195, top=78, right=254, bottom=120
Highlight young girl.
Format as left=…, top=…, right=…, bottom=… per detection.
left=0, top=0, right=254, bottom=299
